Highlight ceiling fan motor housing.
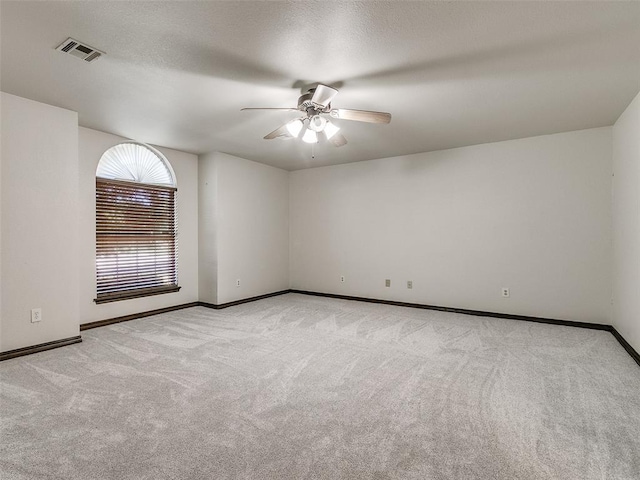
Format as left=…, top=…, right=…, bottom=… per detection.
left=298, top=89, right=331, bottom=114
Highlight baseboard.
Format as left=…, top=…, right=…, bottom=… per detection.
left=199, top=290, right=291, bottom=310
left=8, top=291, right=639, bottom=368
left=290, top=290, right=611, bottom=330
left=0, top=336, right=82, bottom=362
left=610, top=327, right=640, bottom=367
left=291, top=290, right=640, bottom=367
left=81, top=292, right=290, bottom=331
left=80, top=302, right=200, bottom=330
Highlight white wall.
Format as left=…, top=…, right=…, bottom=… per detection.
left=199, top=152, right=289, bottom=305
left=1, top=93, right=80, bottom=352
left=0, top=94, right=3, bottom=334
left=198, top=152, right=218, bottom=304
left=78, top=127, right=199, bottom=324
left=612, top=91, right=640, bottom=352
left=290, top=128, right=613, bottom=323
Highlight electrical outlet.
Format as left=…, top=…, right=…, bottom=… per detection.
left=236, top=279, right=241, bottom=287
left=340, top=275, right=345, bottom=283
left=502, top=287, right=510, bottom=298
left=385, top=279, right=391, bottom=287
left=407, top=281, right=413, bottom=289
left=31, top=308, right=42, bottom=323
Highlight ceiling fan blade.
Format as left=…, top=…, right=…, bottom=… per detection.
left=263, top=123, right=291, bottom=140
left=327, top=132, right=347, bottom=147
left=241, top=107, right=299, bottom=112
left=311, top=84, right=339, bottom=108
left=330, top=108, right=392, bottom=124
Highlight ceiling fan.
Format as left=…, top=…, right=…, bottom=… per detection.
left=241, top=84, right=391, bottom=147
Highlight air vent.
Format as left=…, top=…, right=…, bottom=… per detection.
left=55, top=37, right=105, bottom=62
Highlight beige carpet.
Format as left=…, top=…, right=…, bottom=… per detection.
left=1, top=293, right=639, bottom=479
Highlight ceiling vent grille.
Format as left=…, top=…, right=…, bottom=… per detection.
left=55, top=37, right=105, bottom=62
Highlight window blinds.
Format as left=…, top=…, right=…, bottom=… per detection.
left=95, top=178, right=179, bottom=303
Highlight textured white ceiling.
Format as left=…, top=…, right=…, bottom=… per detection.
left=1, top=1, right=639, bottom=170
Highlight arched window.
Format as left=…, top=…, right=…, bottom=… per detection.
left=95, top=143, right=179, bottom=303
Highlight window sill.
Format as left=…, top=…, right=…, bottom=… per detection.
left=94, top=286, right=181, bottom=304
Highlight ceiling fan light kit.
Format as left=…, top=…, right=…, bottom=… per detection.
left=242, top=83, right=391, bottom=149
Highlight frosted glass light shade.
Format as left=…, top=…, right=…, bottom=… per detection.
left=286, top=119, right=304, bottom=137
left=324, top=121, right=340, bottom=139
left=309, top=115, right=327, bottom=132
left=96, top=143, right=175, bottom=186
left=302, top=128, right=318, bottom=143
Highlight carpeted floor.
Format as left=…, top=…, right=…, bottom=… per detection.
left=1, top=293, right=639, bottom=479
